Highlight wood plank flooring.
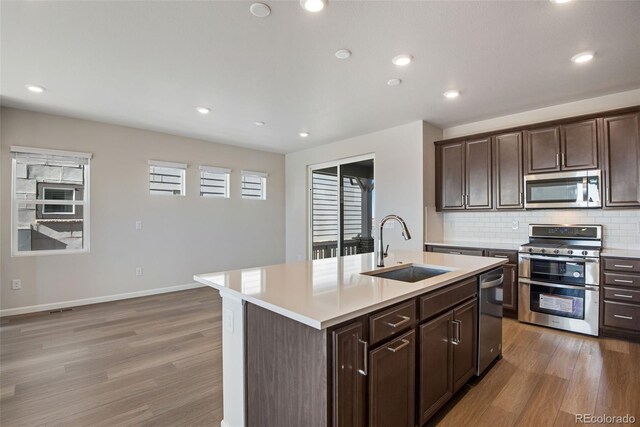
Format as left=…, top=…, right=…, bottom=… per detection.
left=2, top=287, right=639, bottom=426
left=0, top=288, right=223, bottom=426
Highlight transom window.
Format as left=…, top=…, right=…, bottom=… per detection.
left=200, top=166, right=230, bottom=198
left=241, top=170, right=267, bottom=200
left=149, top=160, right=186, bottom=196
left=10, top=146, right=91, bottom=256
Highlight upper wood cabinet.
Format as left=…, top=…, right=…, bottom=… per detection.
left=602, top=113, right=640, bottom=208
left=524, top=120, right=599, bottom=174
left=436, top=138, right=492, bottom=211
left=493, top=132, right=524, bottom=209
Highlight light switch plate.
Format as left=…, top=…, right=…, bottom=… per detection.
left=12, top=279, right=21, bottom=290
left=512, top=220, right=519, bottom=230
left=135, top=220, right=143, bottom=230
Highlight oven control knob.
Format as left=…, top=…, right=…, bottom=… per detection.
left=567, top=249, right=573, bottom=255
left=554, top=249, right=560, bottom=254
left=582, top=250, right=588, bottom=256
left=528, top=248, right=533, bottom=253
left=541, top=249, right=546, bottom=253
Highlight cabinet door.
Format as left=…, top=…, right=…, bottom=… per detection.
left=452, top=298, right=478, bottom=391
left=493, top=132, right=523, bottom=209
left=369, top=330, right=415, bottom=427
left=502, top=264, right=518, bottom=312
left=561, top=119, right=599, bottom=170
left=525, top=126, right=561, bottom=174
left=602, top=113, right=640, bottom=208
left=439, top=142, right=465, bottom=210
left=418, top=311, right=453, bottom=425
left=465, top=138, right=492, bottom=209
left=332, top=321, right=366, bottom=427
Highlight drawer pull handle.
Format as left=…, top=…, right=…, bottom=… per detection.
left=613, top=314, right=633, bottom=320
left=358, top=339, right=368, bottom=376
left=494, top=255, right=509, bottom=259
left=387, top=339, right=410, bottom=353
left=614, top=265, right=634, bottom=269
left=449, top=251, right=462, bottom=255
left=451, top=320, right=462, bottom=346
left=385, top=315, right=411, bottom=328
left=614, top=279, right=633, bottom=284
left=613, top=294, right=633, bottom=299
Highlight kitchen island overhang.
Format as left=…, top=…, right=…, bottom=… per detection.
left=194, top=250, right=507, bottom=427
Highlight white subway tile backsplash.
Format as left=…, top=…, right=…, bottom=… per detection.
left=442, top=209, right=640, bottom=250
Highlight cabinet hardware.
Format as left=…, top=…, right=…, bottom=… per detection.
left=613, top=294, right=633, bottom=299
left=556, top=153, right=560, bottom=166
left=561, top=152, right=565, bottom=166
left=449, top=251, right=461, bottom=255
left=614, top=279, right=634, bottom=283
left=512, top=269, right=516, bottom=283
left=385, top=315, right=411, bottom=328
left=519, top=192, right=523, bottom=205
left=387, top=339, right=410, bottom=353
left=613, top=314, right=633, bottom=320
left=451, top=320, right=461, bottom=345
left=494, top=255, right=509, bottom=259
left=357, top=339, right=368, bottom=376
left=614, top=265, right=634, bottom=269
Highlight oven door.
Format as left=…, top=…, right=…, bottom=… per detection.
left=524, top=170, right=601, bottom=209
left=519, top=254, right=599, bottom=286
left=518, top=279, right=599, bottom=336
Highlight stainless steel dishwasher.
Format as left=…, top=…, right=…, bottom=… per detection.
left=477, top=268, right=504, bottom=375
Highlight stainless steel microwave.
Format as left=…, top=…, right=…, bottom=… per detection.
left=524, top=170, right=602, bottom=209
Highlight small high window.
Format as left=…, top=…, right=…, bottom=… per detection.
left=149, top=160, right=186, bottom=196
left=200, top=166, right=230, bottom=198
left=241, top=170, right=267, bottom=200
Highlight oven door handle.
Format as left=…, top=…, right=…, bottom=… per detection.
left=519, top=254, right=600, bottom=263
left=519, top=278, right=599, bottom=292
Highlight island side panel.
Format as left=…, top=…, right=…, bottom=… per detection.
left=245, top=302, right=329, bottom=427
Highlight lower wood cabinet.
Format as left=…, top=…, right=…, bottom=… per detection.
left=600, top=256, right=640, bottom=341
left=332, top=322, right=366, bottom=427
left=501, top=263, right=517, bottom=313
left=452, top=299, right=478, bottom=391
left=368, top=330, right=416, bottom=427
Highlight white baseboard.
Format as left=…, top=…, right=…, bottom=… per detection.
left=0, top=282, right=206, bottom=317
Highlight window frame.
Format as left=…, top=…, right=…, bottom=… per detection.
left=10, top=146, right=92, bottom=257
left=241, top=170, right=267, bottom=200
left=199, top=165, right=231, bottom=198
left=42, top=187, right=77, bottom=215
left=149, top=160, right=187, bottom=196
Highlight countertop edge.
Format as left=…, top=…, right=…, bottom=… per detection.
left=424, top=241, right=521, bottom=251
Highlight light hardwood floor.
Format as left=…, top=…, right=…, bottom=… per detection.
left=2, top=287, right=639, bottom=426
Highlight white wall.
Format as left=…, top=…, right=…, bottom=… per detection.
left=0, top=108, right=286, bottom=312
left=285, top=121, right=441, bottom=262
left=443, top=88, right=640, bottom=139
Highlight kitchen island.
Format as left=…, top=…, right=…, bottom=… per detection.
left=194, top=250, right=506, bottom=427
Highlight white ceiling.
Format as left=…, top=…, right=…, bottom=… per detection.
left=2, top=1, right=640, bottom=154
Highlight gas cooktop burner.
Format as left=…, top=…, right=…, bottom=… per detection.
left=518, top=224, right=602, bottom=258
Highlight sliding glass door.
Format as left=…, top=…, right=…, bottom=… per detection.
left=310, top=157, right=374, bottom=260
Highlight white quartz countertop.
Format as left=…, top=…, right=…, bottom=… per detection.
left=601, top=249, right=640, bottom=259
left=194, top=250, right=506, bottom=330
left=425, top=240, right=521, bottom=251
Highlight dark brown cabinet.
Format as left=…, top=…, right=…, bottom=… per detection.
left=600, top=256, right=640, bottom=341
left=525, top=126, right=561, bottom=173
left=524, top=120, right=599, bottom=174
left=368, top=330, right=416, bottom=427
left=418, top=297, right=478, bottom=425
left=493, top=132, right=524, bottom=209
left=332, top=321, right=366, bottom=427
left=602, top=113, right=640, bottom=208
left=437, top=138, right=492, bottom=211
left=501, top=264, right=517, bottom=313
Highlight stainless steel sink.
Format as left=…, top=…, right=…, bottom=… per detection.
left=362, top=264, right=451, bottom=283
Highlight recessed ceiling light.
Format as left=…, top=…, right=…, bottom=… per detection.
left=335, top=49, right=352, bottom=60
left=443, top=90, right=460, bottom=99
left=549, top=0, right=572, bottom=3
left=387, top=78, right=402, bottom=86
left=196, top=107, right=211, bottom=114
left=571, top=51, right=595, bottom=64
left=299, top=132, right=310, bottom=138
left=249, top=3, right=271, bottom=18
left=25, top=84, right=45, bottom=93
left=255, top=121, right=265, bottom=126
left=300, top=0, right=325, bottom=12
left=392, top=54, right=413, bottom=66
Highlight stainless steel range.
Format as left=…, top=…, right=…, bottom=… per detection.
left=518, top=224, right=602, bottom=336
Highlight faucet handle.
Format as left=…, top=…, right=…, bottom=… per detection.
left=384, top=244, right=389, bottom=258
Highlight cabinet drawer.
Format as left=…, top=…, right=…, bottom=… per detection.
left=604, top=272, right=640, bottom=289
left=369, top=300, right=416, bottom=346
left=603, top=301, right=640, bottom=332
left=430, top=246, right=484, bottom=257
left=604, top=287, right=640, bottom=304
left=603, top=257, right=640, bottom=274
left=487, top=250, right=517, bottom=264
left=420, top=278, right=477, bottom=321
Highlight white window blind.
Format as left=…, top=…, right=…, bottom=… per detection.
left=10, top=146, right=91, bottom=256
left=241, top=170, right=267, bottom=200
left=311, top=172, right=338, bottom=243
left=200, top=166, right=230, bottom=198
left=149, top=160, right=186, bottom=196
left=342, top=176, right=363, bottom=240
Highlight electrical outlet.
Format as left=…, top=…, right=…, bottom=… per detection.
left=512, top=220, right=519, bottom=230
left=12, top=279, right=22, bottom=290
left=135, top=267, right=143, bottom=276
left=135, top=220, right=143, bottom=230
